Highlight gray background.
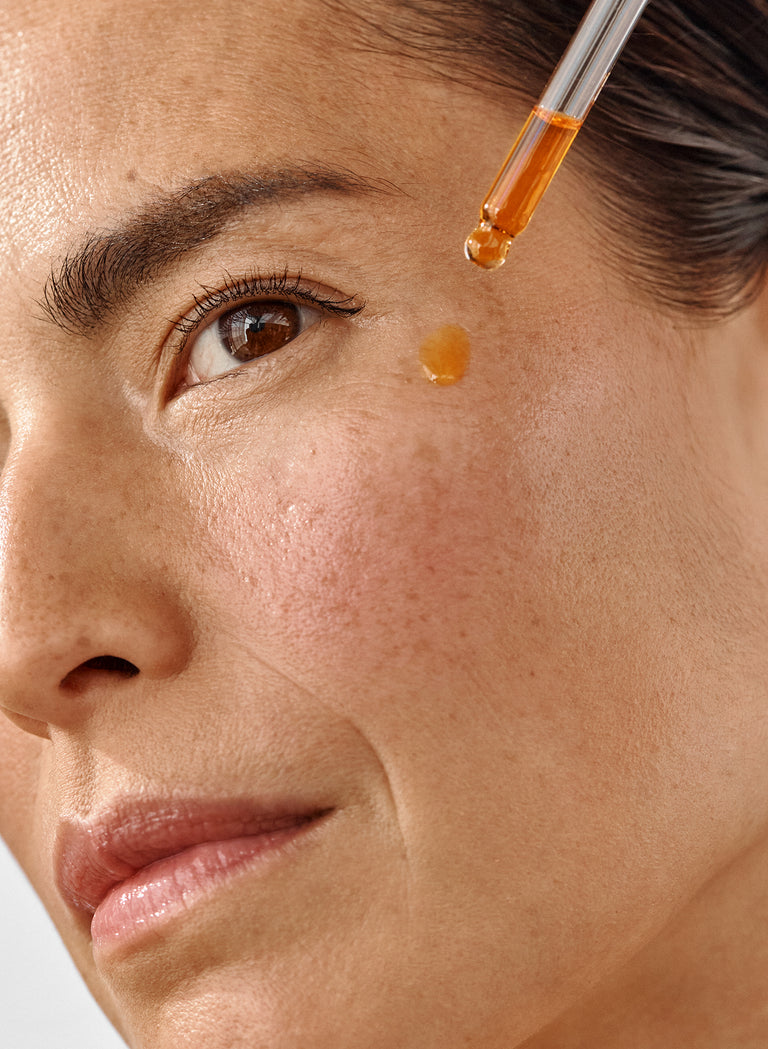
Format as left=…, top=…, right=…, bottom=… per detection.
left=0, top=839, right=126, bottom=1048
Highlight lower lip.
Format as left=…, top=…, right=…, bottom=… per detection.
left=91, top=821, right=319, bottom=953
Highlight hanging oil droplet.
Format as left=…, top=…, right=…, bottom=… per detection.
left=464, top=221, right=512, bottom=270
left=419, top=325, right=470, bottom=386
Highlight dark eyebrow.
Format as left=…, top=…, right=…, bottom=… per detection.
left=40, top=166, right=392, bottom=336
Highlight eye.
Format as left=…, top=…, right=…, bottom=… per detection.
left=183, top=299, right=321, bottom=387
left=168, top=271, right=366, bottom=397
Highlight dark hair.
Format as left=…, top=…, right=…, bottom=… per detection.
left=336, top=0, right=768, bottom=316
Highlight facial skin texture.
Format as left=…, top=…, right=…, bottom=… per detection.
left=1, top=1, right=768, bottom=1047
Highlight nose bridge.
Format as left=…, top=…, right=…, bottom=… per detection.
left=0, top=409, right=192, bottom=721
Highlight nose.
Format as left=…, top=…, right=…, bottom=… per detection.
left=0, top=410, right=193, bottom=733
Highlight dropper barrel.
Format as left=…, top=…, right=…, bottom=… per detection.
left=539, top=0, right=651, bottom=120
left=465, top=0, right=652, bottom=268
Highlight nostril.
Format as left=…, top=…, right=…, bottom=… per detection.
left=80, top=655, right=140, bottom=676
left=60, top=655, right=141, bottom=692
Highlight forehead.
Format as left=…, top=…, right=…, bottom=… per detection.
left=0, top=0, right=414, bottom=266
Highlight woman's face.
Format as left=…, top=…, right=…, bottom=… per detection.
left=1, top=1, right=767, bottom=1047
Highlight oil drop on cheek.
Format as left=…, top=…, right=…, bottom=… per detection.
left=419, top=325, right=470, bottom=386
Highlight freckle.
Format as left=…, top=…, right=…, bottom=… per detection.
left=415, top=438, right=440, bottom=464
left=126, top=169, right=137, bottom=182
left=419, top=324, right=470, bottom=386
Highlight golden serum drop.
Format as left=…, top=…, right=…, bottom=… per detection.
left=419, top=325, right=470, bottom=385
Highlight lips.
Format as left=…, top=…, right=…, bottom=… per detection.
left=55, top=797, right=331, bottom=949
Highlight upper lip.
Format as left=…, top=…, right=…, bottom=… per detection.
left=55, top=797, right=331, bottom=916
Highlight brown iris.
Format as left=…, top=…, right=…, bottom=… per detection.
left=218, top=301, right=302, bottom=362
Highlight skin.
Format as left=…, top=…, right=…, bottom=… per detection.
left=1, top=0, right=768, bottom=1046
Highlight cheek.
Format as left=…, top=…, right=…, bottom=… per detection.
left=178, top=309, right=761, bottom=833
left=195, top=409, right=520, bottom=693
left=179, top=328, right=686, bottom=733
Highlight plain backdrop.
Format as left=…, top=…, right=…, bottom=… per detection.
left=0, top=838, right=126, bottom=1049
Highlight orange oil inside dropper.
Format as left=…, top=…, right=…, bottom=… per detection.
left=465, top=107, right=582, bottom=269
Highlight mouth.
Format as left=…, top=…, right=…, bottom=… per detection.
left=55, top=797, right=333, bottom=952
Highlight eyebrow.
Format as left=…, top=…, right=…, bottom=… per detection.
left=40, top=166, right=392, bottom=336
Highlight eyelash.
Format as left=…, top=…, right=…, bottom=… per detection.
left=171, top=269, right=366, bottom=359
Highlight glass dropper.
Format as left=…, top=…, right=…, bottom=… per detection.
left=465, top=0, right=652, bottom=270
